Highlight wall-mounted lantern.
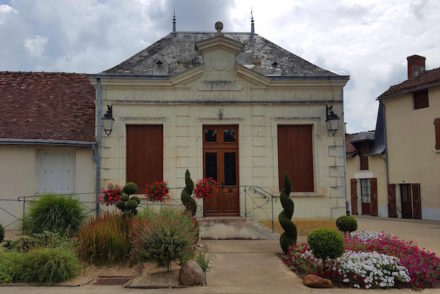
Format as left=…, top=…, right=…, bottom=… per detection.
left=102, top=105, right=115, bottom=136
left=326, top=105, right=340, bottom=136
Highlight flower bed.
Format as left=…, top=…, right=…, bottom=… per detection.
left=285, top=231, right=440, bottom=289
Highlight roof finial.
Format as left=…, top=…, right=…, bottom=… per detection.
left=250, top=8, right=255, bottom=34
left=172, top=9, right=176, bottom=33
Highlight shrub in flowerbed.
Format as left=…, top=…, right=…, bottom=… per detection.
left=100, top=182, right=141, bottom=216
left=77, top=213, right=130, bottom=265
left=286, top=243, right=410, bottom=289
left=130, top=208, right=198, bottom=271
left=0, top=224, right=4, bottom=243
left=2, top=231, right=68, bottom=253
left=22, top=194, right=84, bottom=237
left=0, top=247, right=78, bottom=283
left=285, top=231, right=440, bottom=289
left=336, top=216, right=357, bottom=233
left=307, top=228, right=344, bottom=259
left=346, top=231, right=440, bottom=288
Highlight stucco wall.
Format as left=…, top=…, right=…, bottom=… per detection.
left=384, top=85, right=440, bottom=220
left=97, top=57, right=348, bottom=220
left=0, top=146, right=95, bottom=229
left=346, top=154, right=388, bottom=217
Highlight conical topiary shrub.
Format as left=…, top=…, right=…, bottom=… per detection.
left=278, top=173, right=297, bottom=254
left=181, top=170, right=197, bottom=216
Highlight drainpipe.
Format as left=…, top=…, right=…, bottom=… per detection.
left=95, top=77, right=102, bottom=217
left=382, top=101, right=390, bottom=213
left=341, top=89, right=350, bottom=216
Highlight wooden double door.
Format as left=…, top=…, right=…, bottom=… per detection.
left=203, top=125, right=240, bottom=216
left=400, top=184, right=422, bottom=219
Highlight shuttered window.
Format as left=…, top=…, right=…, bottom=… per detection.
left=434, top=118, right=440, bottom=150
left=126, top=125, right=163, bottom=192
left=359, top=143, right=369, bottom=170
left=413, top=89, right=429, bottom=110
left=277, top=125, right=314, bottom=192
left=37, top=149, right=75, bottom=194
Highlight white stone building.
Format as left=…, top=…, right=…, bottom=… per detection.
left=90, top=21, right=349, bottom=219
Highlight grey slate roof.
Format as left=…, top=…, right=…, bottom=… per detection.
left=103, top=32, right=345, bottom=79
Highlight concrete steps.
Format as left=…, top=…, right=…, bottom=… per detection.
left=198, top=217, right=279, bottom=240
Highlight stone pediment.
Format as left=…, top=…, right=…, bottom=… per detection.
left=169, top=33, right=271, bottom=90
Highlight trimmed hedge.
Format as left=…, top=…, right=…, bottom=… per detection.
left=307, top=228, right=345, bottom=260
left=336, top=216, right=358, bottom=233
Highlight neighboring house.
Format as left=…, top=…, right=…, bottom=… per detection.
left=346, top=130, right=388, bottom=218
left=377, top=55, right=440, bottom=220
left=90, top=21, right=350, bottom=219
left=0, top=72, right=96, bottom=229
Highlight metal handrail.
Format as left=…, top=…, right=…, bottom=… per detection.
left=2, top=185, right=278, bottom=232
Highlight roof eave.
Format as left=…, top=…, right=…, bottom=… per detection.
left=0, top=138, right=95, bottom=147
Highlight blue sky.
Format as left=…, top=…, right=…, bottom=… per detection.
left=1, top=0, right=439, bottom=132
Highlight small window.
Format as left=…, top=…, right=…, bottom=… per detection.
left=204, top=129, right=217, bottom=142
left=434, top=118, right=440, bottom=150
left=360, top=179, right=371, bottom=203
left=359, top=143, right=369, bottom=170
left=413, top=89, right=429, bottom=110
left=223, top=129, right=236, bottom=142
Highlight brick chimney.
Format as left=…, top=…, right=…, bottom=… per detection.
left=407, top=55, right=426, bottom=79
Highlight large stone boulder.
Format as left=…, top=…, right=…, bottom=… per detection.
left=179, top=260, right=205, bottom=286
left=303, top=274, right=333, bottom=288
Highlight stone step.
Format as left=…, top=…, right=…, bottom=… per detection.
left=197, top=217, right=279, bottom=240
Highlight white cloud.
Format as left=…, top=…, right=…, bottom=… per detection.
left=0, top=0, right=439, bottom=132
left=0, top=4, right=17, bottom=24
left=24, top=35, right=48, bottom=57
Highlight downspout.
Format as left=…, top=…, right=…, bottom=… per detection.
left=341, top=89, right=350, bottom=215
left=95, top=77, right=102, bottom=217
left=382, top=101, right=390, bottom=207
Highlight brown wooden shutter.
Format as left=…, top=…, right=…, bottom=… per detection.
left=359, top=143, right=369, bottom=170
left=126, top=125, right=163, bottom=192
left=370, top=178, right=378, bottom=216
left=434, top=118, right=440, bottom=150
left=413, top=89, right=429, bottom=110
left=411, top=183, right=422, bottom=219
left=387, top=184, right=397, bottom=218
left=277, top=125, right=314, bottom=192
left=350, top=179, right=358, bottom=215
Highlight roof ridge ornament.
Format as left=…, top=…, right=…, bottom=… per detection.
left=215, top=21, right=223, bottom=35
left=172, top=9, right=176, bottom=33
left=251, top=9, right=255, bottom=34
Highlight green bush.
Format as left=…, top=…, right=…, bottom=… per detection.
left=116, top=182, right=140, bottom=216
left=0, top=224, right=4, bottom=243
left=2, top=231, right=69, bottom=253
left=77, top=213, right=130, bottom=265
left=123, top=182, right=138, bottom=195
left=130, top=208, right=198, bottom=271
left=181, top=170, right=197, bottom=216
left=336, top=215, right=358, bottom=233
left=0, top=247, right=78, bottom=283
left=23, top=194, right=84, bottom=236
left=278, top=174, right=297, bottom=254
left=307, top=228, right=345, bottom=260
left=196, top=252, right=210, bottom=272
left=0, top=251, right=23, bottom=283
left=2, top=235, right=38, bottom=252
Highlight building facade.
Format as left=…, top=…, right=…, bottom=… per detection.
left=0, top=72, right=96, bottom=229
left=346, top=131, right=388, bottom=217
left=91, top=23, right=350, bottom=219
left=378, top=55, right=440, bottom=220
